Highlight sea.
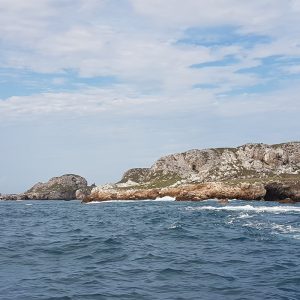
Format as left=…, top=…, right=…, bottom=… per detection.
left=0, top=199, right=299, bottom=300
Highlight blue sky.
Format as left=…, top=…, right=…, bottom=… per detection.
left=0, top=0, right=300, bottom=193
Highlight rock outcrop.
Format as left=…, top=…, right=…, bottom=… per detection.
left=0, top=174, right=90, bottom=200
left=83, top=182, right=266, bottom=202
left=25, top=174, right=88, bottom=200
left=84, top=142, right=300, bottom=203
left=75, top=184, right=96, bottom=201
left=0, top=193, right=28, bottom=200
left=119, top=142, right=300, bottom=185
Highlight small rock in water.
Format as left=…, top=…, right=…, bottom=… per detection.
left=218, top=198, right=229, bottom=205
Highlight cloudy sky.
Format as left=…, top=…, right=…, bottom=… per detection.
left=1, top=0, right=300, bottom=193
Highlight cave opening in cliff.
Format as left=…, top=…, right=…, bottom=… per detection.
left=264, top=183, right=288, bottom=201
left=192, top=164, right=197, bottom=171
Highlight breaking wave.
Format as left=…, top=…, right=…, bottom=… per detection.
left=154, top=196, right=176, bottom=201
left=87, top=197, right=175, bottom=204
left=185, top=204, right=300, bottom=213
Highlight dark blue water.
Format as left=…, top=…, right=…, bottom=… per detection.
left=0, top=199, right=299, bottom=300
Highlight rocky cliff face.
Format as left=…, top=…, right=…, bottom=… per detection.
left=0, top=174, right=89, bottom=200
left=120, top=142, right=300, bottom=186
left=84, top=182, right=266, bottom=202
left=25, top=174, right=88, bottom=200
left=85, top=142, right=300, bottom=203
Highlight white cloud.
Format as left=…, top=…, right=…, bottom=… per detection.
left=1, top=82, right=190, bottom=121
left=1, top=79, right=299, bottom=122
left=0, top=0, right=300, bottom=121
left=130, top=0, right=290, bottom=32
left=215, top=86, right=300, bottom=116
left=1, top=0, right=300, bottom=195
left=283, top=65, right=300, bottom=74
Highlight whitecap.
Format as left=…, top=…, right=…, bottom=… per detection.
left=87, top=199, right=155, bottom=204
left=185, top=204, right=300, bottom=214
left=271, top=223, right=300, bottom=234
left=87, top=197, right=175, bottom=203
left=154, top=196, right=175, bottom=201
left=167, top=222, right=182, bottom=229
left=241, top=220, right=300, bottom=240
left=87, top=200, right=137, bottom=204
left=237, top=212, right=253, bottom=219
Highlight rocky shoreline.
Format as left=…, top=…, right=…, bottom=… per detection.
left=84, top=142, right=300, bottom=203
left=82, top=178, right=300, bottom=203
left=1, top=142, right=300, bottom=203
left=83, top=182, right=266, bottom=202
left=0, top=174, right=94, bottom=201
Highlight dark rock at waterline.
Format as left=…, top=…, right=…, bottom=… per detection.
left=264, top=181, right=300, bottom=202
left=278, top=198, right=296, bottom=204
left=218, top=198, right=229, bottom=205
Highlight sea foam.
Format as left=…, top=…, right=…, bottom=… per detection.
left=186, top=204, right=300, bottom=213
left=154, top=196, right=175, bottom=201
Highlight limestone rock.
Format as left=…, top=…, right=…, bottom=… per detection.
left=0, top=194, right=18, bottom=200
left=75, top=184, right=96, bottom=200
left=83, top=182, right=266, bottom=202
left=120, top=168, right=151, bottom=183
left=25, top=174, right=88, bottom=200
left=121, top=142, right=300, bottom=184
left=84, top=141, right=300, bottom=203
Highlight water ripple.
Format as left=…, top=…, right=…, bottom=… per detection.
left=0, top=200, right=299, bottom=300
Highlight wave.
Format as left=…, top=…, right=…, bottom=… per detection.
left=240, top=220, right=300, bottom=239
left=87, top=197, right=175, bottom=203
left=87, top=199, right=160, bottom=204
left=87, top=200, right=139, bottom=204
left=167, top=222, right=182, bottom=229
left=154, top=196, right=175, bottom=201
left=186, top=204, right=300, bottom=213
left=273, top=224, right=300, bottom=240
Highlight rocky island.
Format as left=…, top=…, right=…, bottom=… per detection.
left=1, top=142, right=299, bottom=203
left=83, top=142, right=300, bottom=203
left=0, top=174, right=94, bottom=200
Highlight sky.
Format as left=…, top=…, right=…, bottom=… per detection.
left=1, top=0, right=300, bottom=193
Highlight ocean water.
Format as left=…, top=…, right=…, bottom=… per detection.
left=0, top=199, right=299, bottom=300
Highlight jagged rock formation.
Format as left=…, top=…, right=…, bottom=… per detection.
left=83, top=182, right=266, bottom=202
left=0, top=193, right=26, bottom=200
left=120, top=142, right=300, bottom=186
left=25, top=174, right=88, bottom=200
left=85, top=142, right=300, bottom=202
left=75, top=184, right=96, bottom=200
left=0, top=174, right=90, bottom=200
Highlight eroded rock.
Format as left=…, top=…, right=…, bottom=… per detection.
left=84, top=142, right=299, bottom=203
left=83, top=182, right=266, bottom=202
left=121, top=142, right=300, bottom=185
left=264, top=181, right=300, bottom=202
left=25, top=174, right=89, bottom=200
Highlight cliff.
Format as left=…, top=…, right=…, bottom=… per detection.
left=85, top=142, right=300, bottom=202
left=120, top=142, right=300, bottom=186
